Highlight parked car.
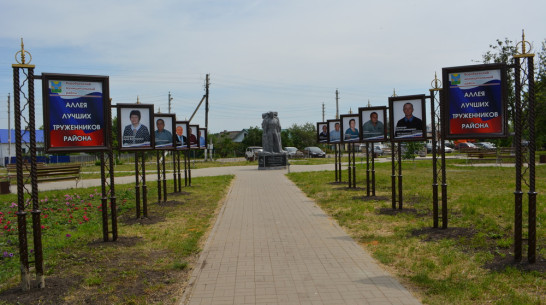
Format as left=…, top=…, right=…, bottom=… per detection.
left=359, top=144, right=384, bottom=157
left=444, top=140, right=455, bottom=149
left=303, top=146, right=326, bottom=158
left=245, top=146, right=262, bottom=161
left=284, top=147, right=304, bottom=159
left=474, top=142, right=496, bottom=150
left=426, top=142, right=454, bottom=153
left=454, top=142, right=477, bottom=150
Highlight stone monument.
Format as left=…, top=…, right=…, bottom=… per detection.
left=258, top=111, right=287, bottom=169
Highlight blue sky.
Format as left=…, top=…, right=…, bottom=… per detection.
left=1, top=0, right=545, bottom=133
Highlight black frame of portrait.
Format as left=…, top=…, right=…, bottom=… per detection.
left=340, top=114, right=361, bottom=143
left=117, top=103, right=155, bottom=151
left=389, top=94, right=427, bottom=142
left=358, top=106, right=387, bottom=142
left=153, top=113, right=176, bottom=149
left=42, top=73, right=111, bottom=153
left=175, top=121, right=190, bottom=150
left=327, top=119, right=341, bottom=144
left=316, top=122, right=328, bottom=144
left=441, top=63, right=508, bottom=140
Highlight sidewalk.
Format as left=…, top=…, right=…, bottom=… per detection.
left=8, top=163, right=339, bottom=193
left=179, top=167, right=421, bottom=305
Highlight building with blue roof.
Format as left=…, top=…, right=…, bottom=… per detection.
left=0, top=129, right=44, bottom=166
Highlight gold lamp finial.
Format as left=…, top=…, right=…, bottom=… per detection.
left=137, top=96, right=140, bottom=104
left=515, top=29, right=534, bottom=58
left=13, top=37, right=34, bottom=68
left=392, top=88, right=397, bottom=97
left=20, top=38, right=26, bottom=64
left=430, top=72, right=442, bottom=91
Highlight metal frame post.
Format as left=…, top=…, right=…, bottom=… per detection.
left=366, top=142, right=370, bottom=196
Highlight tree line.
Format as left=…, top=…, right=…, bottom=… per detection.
left=208, top=122, right=319, bottom=158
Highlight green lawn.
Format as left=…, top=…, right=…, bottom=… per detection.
left=288, top=160, right=545, bottom=305
left=0, top=175, right=233, bottom=304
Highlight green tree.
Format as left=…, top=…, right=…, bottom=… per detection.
left=281, top=130, right=293, bottom=148
left=287, top=123, right=316, bottom=149
left=481, top=37, right=546, bottom=149
left=210, top=133, right=242, bottom=157
left=481, top=38, right=517, bottom=147
left=241, top=126, right=262, bottom=148
left=535, top=40, right=546, bottom=150
left=111, top=116, right=119, bottom=155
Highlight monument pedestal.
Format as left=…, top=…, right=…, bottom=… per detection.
left=258, top=153, right=287, bottom=170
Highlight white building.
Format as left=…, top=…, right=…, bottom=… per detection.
left=0, top=129, right=45, bottom=166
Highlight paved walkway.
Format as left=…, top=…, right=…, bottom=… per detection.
left=179, top=167, right=421, bottom=305
left=8, top=163, right=342, bottom=193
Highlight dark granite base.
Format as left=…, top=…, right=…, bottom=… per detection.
left=258, top=153, right=287, bottom=170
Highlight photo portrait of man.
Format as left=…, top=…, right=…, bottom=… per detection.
left=154, top=118, right=173, bottom=147
left=395, top=102, right=423, bottom=138
left=318, top=124, right=328, bottom=142
left=175, top=124, right=187, bottom=147
left=362, top=111, right=384, bottom=139
left=188, top=126, right=198, bottom=147
left=198, top=128, right=206, bottom=148
left=344, top=118, right=359, bottom=141
left=329, top=122, right=341, bottom=142
left=122, top=109, right=150, bottom=146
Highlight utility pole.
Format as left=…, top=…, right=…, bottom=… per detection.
left=168, top=92, right=173, bottom=113
left=205, top=74, right=209, bottom=134
left=7, top=93, right=11, bottom=161
left=322, top=102, right=325, bottom=122
left=205, top=74, right=211, bottom=161
left=335, top=89, right=339, bottom=119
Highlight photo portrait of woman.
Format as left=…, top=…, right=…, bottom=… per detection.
left=341, top=115, right=360, bottom=142
left=121, top=108, right=151, bottom=148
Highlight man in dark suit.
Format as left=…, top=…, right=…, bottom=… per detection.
left=395, top=103, right=422, bottom=137
left=175, top=125, right=187, bottom=147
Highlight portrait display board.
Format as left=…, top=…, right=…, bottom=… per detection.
left=117, top=104, right=154, bottom=150
left=42, top=73, right=110, bottom=152
left=359, top=106, right=387, bottom=142
left=327, top=119, right=341, bottom=144
left=175, top=121, right=190, bottom=150
left=198, top=128, right=207, bottom=149
left=389, top=95, right=427, bottom=141
left=188, top=124, right=199, bottom=148
left=153, top=113, right=176, bottom=149
left=442, top=63, right=508, bottom=139
left=340, top=114, right=361, bottom=143
left=317, top=122, right=328, bottom=143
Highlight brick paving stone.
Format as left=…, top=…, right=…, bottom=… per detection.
left=172, top=167, right=422, bottom=305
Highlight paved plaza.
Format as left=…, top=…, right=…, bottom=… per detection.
left=179, top=167, right=421, bottom=305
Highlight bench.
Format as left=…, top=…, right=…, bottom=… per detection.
left=6, top=163, right=81, bottom=184
left=463, top=148, right=520, bottom=165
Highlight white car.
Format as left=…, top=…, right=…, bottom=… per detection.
left=245, top=146, right=262, bottom=161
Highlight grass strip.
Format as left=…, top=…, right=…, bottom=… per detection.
left=288, top=160, right=545, bottom=305
left=0, top=175, right=233, bottom=304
